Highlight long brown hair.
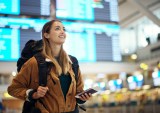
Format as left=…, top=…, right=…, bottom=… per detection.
left=41, top=19, right=70, bottom=75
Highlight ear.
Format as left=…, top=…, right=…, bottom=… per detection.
left=44, top=33, right=49, bottom=39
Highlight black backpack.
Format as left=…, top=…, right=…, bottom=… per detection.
left=17, top=39, right=43, bottom=72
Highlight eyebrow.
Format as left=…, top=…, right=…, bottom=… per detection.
left=55, top=26, right=65, bottom=28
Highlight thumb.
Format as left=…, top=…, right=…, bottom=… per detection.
left=46, top=87, right=49, bottom=91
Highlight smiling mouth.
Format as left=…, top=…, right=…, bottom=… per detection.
left=59, top=35, right=65, bottom=38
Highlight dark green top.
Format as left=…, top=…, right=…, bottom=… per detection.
left=59, top=73, right=71, bottom=100
left=59, top=73, right=85, bottom=104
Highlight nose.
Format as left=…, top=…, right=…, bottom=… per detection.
left=60, top=29, right=65, bottom=34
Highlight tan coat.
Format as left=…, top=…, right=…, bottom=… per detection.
left=7, top=57, right=84, bottom=113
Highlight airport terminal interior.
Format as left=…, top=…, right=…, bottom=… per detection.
left=0, top=0, right=160, bottom=113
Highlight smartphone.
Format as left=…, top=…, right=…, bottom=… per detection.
left=75, top=88, right=98, bottom=98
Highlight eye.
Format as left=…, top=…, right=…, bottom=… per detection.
left=55, top=27, right=60, bottom=30
left=55, top=26, right=66, bottom=31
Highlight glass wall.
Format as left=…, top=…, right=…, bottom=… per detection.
left=120, top=8, right=160, bottom=55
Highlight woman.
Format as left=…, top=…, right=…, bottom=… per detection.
left=8, top=19, right=92, bottom=113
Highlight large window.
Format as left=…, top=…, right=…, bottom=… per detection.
left=120, top=8, right=160, bottom=55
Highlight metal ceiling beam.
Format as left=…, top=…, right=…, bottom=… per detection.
left=128, top=0, right=160, bottom=27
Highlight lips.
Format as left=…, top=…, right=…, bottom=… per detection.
left=59, top=35, right=65, bottom=38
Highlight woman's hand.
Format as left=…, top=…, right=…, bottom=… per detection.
left=32, top=86, right=49, bottom=99
left=79, top=93, right=92, bottom=101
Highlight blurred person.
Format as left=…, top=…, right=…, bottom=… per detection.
left=7, top=19, right=92, bottom=113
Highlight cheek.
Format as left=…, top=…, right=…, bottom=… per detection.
left=49, top=32, right=57, bottom=38
left=50, top=31, right=56, bottom=36
left=64, top=33, right=67, bottom=38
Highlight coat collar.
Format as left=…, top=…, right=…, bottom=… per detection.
left=45, top=55, right=73, bottom=64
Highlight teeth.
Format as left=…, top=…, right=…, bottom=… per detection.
left=59, top=36, right=64, bottom=38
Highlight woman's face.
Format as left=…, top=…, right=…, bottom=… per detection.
left=46, top=21, right=66, bottom=45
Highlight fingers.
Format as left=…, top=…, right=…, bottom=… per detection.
left=33, top=86, right=49, bottom=99
left=79, top=93, right=92, bottom=101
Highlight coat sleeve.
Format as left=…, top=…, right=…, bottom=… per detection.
left=7, top=57, right=38, bottom=100
left=76, top=68, right=84, bottom=93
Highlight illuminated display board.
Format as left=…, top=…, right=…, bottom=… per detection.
left=0, top=28, right=20, bottom=61
left=0, top=17, right=48, bottom=59
left=56, top=0, right=119, bottom=22
left=0, top=17, right=49, bottom=31
left=0, top=0, right=50, bottom=16
left=0, top=17, right=121, bottom=62
left=56, top=0, right=94, bottom=21
left=0, top=0, right=20, bottom=15
left=20, top=0, right=50, bottom=16
left=64, top=32, right=96, bottom=62
left=63, top=22, right=121, bottom=62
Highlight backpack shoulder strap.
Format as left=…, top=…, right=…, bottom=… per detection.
left=69, top=55, right=86, bottom=111
left=34, top=53, right=47, bottom=86
left=69, top=55, right=79, bottom=82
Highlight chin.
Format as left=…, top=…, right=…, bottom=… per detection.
left=58, top=41, right=65, bottom=45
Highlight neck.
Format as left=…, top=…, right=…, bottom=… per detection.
left=50, top=44, right=62, bottom=57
